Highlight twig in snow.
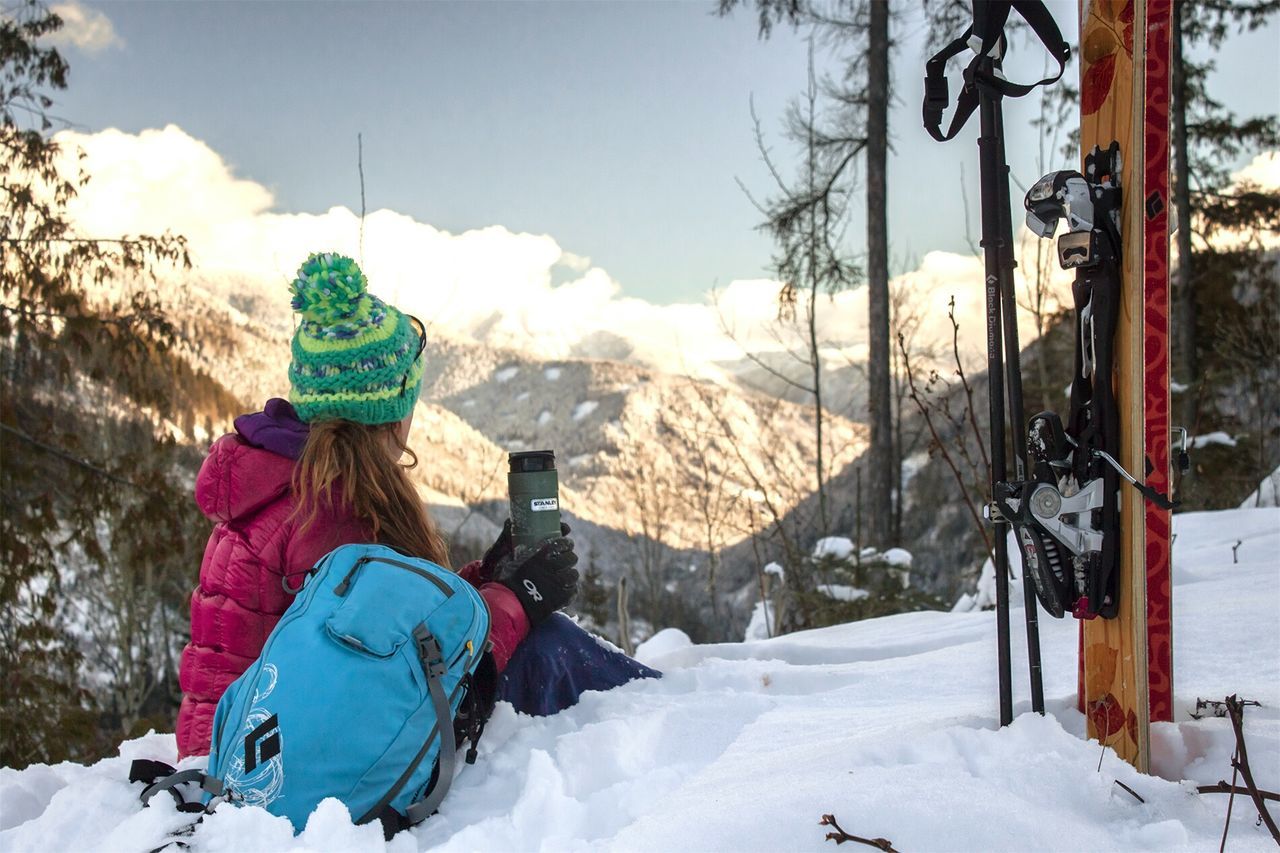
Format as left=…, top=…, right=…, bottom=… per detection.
left=1224, top=695, right=1280, bottom=844
left=1232, top=540, right=1242, bottom=564
left=1198, top=783, right=1280, bottom=804
left=819, top=814, right=900, bottom=852
left=1192, top=697, right=1261, bottom=720
left=1113, top=780, right=1145, bottom=803
left=1218, top=756, right=1239, bottom=853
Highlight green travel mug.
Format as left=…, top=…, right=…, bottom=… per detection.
left=508, top=450, right=561, bottom=550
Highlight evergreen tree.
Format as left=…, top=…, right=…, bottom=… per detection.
left=1170, top=0, right=1278, bottom=395
left=1169, top=0, right=1279, bottom=503
left=1, top=1, right=221, bottom=765
left=577, top=558, right=612, bottom=632
left=776, top=543, right=944, bottom=632
left=719, top=0, right=876, bottom=542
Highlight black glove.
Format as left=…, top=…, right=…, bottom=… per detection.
left=495, top=535, right=579, bottom=626
left=478, top=520, right=515, bottom=583
left=479, top=519, right=571, bottom=584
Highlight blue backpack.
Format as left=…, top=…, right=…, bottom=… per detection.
left=139, top=544, right=492, bottom=834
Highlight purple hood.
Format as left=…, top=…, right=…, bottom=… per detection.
left=233, top=398, right=309, bottom=461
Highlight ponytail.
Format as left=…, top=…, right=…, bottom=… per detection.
left=291, top=420, right=450, bottom=568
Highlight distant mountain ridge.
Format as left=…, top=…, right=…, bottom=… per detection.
left=160, top=274, right=867, bottom=615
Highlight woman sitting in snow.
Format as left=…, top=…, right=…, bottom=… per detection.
left=176, top=252, right=654, bottom=760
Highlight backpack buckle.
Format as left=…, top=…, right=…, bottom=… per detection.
left=413, top=625, right=446, bottom=678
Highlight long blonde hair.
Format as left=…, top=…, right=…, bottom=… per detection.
left=291, top=419, right=450, bottom=567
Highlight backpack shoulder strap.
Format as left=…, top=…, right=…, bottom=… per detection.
left=404, top=630, right=459, bottom=825
left=356, top=626, right=459, bottom=830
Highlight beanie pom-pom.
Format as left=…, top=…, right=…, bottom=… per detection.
left=290, top=252, right=368, bottom=323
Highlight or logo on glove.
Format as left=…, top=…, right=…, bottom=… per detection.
left=522, top=578, right=544, bottom=602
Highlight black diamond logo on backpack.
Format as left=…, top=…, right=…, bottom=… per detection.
left=244, top=714, right=281, bottom=772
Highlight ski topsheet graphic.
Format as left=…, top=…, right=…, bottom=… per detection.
left=1140, top=0, right=1174, bottom=731
left=1075, top=0, right=1174, bottom=771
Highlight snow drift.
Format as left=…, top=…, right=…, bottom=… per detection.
left=2, top=507, right=1277, bottom=852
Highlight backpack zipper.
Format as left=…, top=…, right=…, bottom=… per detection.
left=334, top=556, right=454, bottom=598
left=447, top=598, right=487, bottom=668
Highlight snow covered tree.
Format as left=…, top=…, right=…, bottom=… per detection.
left=770, top=538, right=942, bottom=633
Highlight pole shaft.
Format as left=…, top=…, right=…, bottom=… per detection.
left=976, top=60, right=1014, bottom=727
left=991, top=97, right=1047, bottom=715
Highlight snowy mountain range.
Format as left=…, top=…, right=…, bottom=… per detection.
left=160, top=272, right=867, bottom=624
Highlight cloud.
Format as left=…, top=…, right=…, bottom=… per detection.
left=48, top=2, right=123, bottom=54
left=1232, top=151, right=1279, bottom=189
left=53, top=125, right=1064, bottom=381
left=1199, top=150, right=1280, bottom=253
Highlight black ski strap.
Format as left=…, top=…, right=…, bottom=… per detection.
left=129, top=759, right=179, bottom=787
left=1003, top=0, right=1073, bottom=94
left=923, top=0, right=1071, bottom=142
left=132, top=760, right=224, bottom=813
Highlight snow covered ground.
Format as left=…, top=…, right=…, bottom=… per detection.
left=2, top=508, right=1277, bottom=852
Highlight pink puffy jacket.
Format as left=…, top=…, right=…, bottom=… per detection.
left=176, top=433, right=529, bottom=759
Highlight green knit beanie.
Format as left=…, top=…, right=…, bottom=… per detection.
left=287, top=252, right=424, bottom=425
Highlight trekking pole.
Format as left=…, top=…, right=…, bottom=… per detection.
left=990, top=76, right=1047, bottom=716
left=924, top=0, right=1069, bottom=727
left=974, top=48, right=1015, bottom=727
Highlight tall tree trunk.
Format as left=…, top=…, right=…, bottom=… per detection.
left=807, top=61, right=830, bottom=534
left=1171, top=2, right=1197, bottom=428
left=866, top=0, right=893, bottom=547
left=892, top=349, right=904, bottom=546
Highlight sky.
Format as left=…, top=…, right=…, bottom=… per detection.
left=42, top=0, right=1279, bottom=305
left=31, top=0, right=1280, bottom=383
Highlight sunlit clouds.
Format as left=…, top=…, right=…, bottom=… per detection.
left=55, top=125, right=1176, bottom=381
